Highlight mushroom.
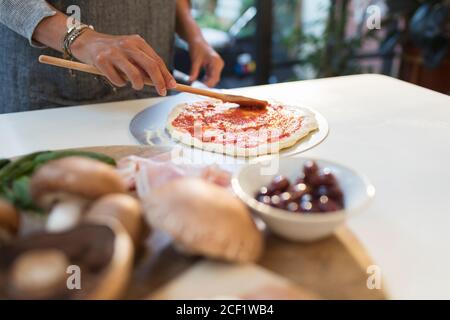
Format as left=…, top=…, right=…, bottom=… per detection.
left=30, top=156, right=126, bottom=232
left=0, top=198, right=20, bottom=244
left=8, top=249, right=70, bottom=299
left=143, top=178, right=264, bottom=263
left=85, top=193, right=148, bottom=247
left=1, top=220, right=134, bottom=299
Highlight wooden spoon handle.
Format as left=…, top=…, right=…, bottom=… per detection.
left=38, top=55, right=228, bottom=100
left=172, top=84, right=226, bottom=100
left=39, top=55, right=155, bottom=85
left=39, top=55, right=104, bottom=77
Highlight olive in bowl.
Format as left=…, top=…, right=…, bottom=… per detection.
left=232, top=158, right=375, bottom=242
left=255, top=160, right=344, bottom=214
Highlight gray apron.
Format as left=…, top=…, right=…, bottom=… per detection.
left=0, top=0, right=176, bottom=113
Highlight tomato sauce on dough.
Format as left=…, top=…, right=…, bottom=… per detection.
left=171, top=101, right=304, bottom=148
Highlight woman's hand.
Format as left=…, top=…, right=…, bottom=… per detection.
left=188, top=39, right=224, bottom=87
left=71, top=30, right=176, bottom=95
left=175, top=0, right=224, bottom=87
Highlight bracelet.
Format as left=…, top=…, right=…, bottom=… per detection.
left=62, top=24, right=94, bottom=60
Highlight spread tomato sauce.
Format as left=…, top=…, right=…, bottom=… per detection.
left=172, top=101, right=303, bottom=148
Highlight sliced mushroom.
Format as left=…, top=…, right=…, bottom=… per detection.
left=143, top=178, right=264, bottom=263
left=85, top=194, right=148, bottom=247
left=30, top=157, right=126, bottom=232
left=0, top=199, right=20, bottom=244
left=91, top=219, right=134, bottom=300
left=8, top=249, right=70, bottom=299
left=0, top=220, right=134, bottom=300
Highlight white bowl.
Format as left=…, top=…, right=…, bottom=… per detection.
left=232, top=157, right=375, bottom=242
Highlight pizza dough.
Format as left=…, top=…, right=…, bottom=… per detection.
left=166, top=99, right=319, bottom=157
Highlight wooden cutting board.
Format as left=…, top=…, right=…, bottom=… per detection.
left=149, top=261, right=320, bottom=300
left=23, top=145, right=387, bottom=299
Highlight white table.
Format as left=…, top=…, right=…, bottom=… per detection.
left=1, top=74, right=449, bottom=299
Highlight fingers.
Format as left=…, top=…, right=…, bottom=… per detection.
left=115, top=34, right=173, bottom=93
left=129, top=50, right=168, bottom=96
left=159, top=59, right=177, bottom=90
left=113, top=56, right=145, bottom=90
left=95, top=58, right=127, bottom=87
left=138, top=41, right=177, bottom=90
left=189, top=57, right=203, bottom=82
left=188, top=43, right=224, bottom=87
left=91, top=34, right=177, bottom=94
left=203, top=58, right=224, bottom=87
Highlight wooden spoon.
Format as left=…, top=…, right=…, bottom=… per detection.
left=38, top=55, right=268, bottom=108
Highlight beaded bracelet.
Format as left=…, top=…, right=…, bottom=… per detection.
left=62, top=24, right=94, bottom=60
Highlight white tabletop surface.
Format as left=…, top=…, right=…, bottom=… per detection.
left=1, top=74, right=450, bottom=299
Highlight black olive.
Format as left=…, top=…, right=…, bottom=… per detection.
left=255, top=161, right=345, bottom=214
left=256, top=195, right=272, bottom=205
left=303, top=161, right=319, bottom=183
left=258, top=186, right=269, bottom=196
left=294, top=173, right=306, bottom=185
left=288, top=183, right=308, bottom=201
left=318, top=198, right=342, bottom=212
left=314, top=185, right=329, bottom=197
left=304, top=160, right=319, bottom=177
left=300, top=193, right=313, bottom=203
left=267, top=175, right=290, bottom=194
left=298, top=199, right=320, bottom=213
left=315, top=169, right=337, bottom=186
left=327, top=185, right=344, bottom=205
left=270, top=195, right=282, bottom=207
left=286, top=202, right=299, bottom=212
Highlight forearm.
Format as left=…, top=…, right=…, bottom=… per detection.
left=0, top=0, right=56, bottom=47
left=32, top=9, right=70, bottom=52
left=175, top=0, right=224, bottom=86
left=175, top=0, right=205, bottom=44
left=0, top=0, right=176, bottom=94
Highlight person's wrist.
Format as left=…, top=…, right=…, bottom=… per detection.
left=186, top=33, right=208, bottom=47
left=70, top=29, right=99, bottom=63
